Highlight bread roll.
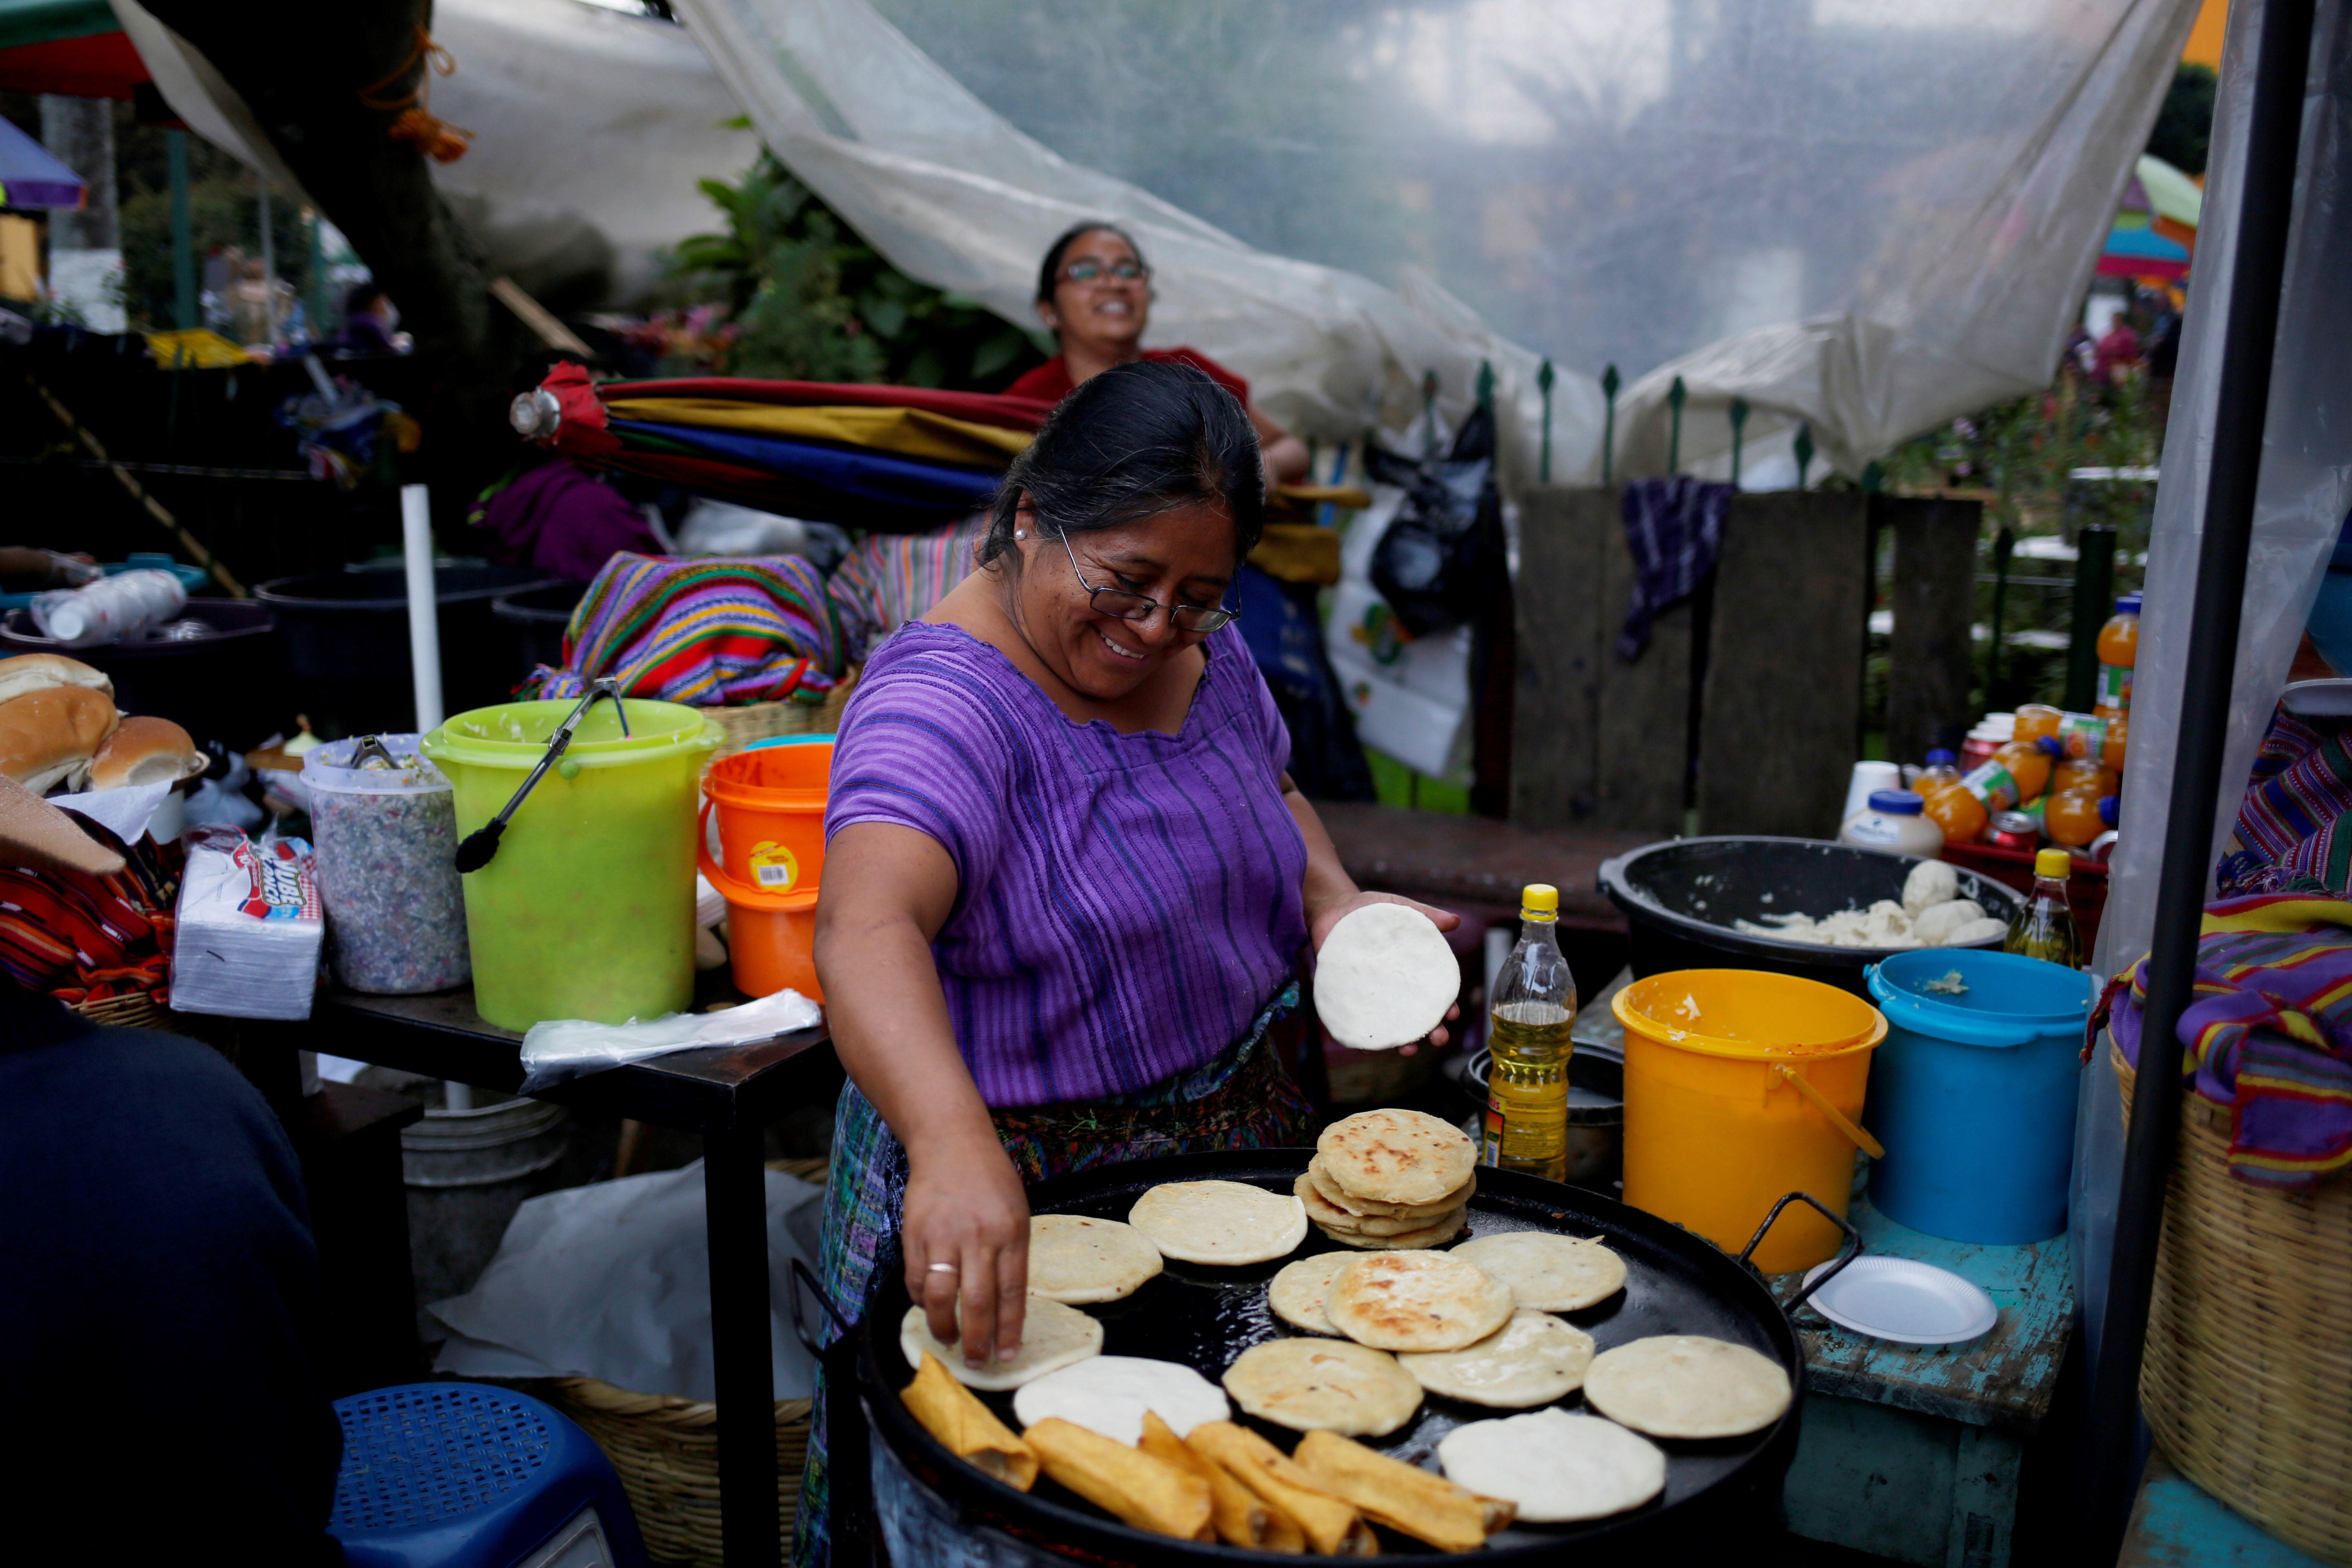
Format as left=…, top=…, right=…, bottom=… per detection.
left=0, top=686, right=119, bottom=793
left=89, top=715, right=200, bottom=790
left=0, top=653, right=112, bottom=707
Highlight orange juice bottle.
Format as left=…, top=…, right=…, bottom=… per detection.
left=1918, top=748, right=1962, bottom=791
left=2102, top=713, right=2129, bottom=775
left=2013, top=704, right=2063, bottom=746
left=1924, top=753, right=2029, bottom=844
left=2094, top=592, right=2140, bottom=719
left=2046, top=787, right=2108, bottom=848
left=2055, top=711, right=2109, bottom=760
left=2053, top=756, right=2119, bottom=800
left=1992, top=736, right=2062, bottom=803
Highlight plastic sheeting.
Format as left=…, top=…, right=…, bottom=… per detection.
left=2071, top=0, right=2352, bottom=1368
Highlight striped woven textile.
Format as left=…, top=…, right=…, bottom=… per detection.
left=2110, top=892, right=2352, bottom=1186
left=523, top=553, right=848, bottom=706
left=0, top=813, right=173, bottom=1004
left=824, top=511, right=989, bottom=661
left=2215, top=706, right=2352, bottom=895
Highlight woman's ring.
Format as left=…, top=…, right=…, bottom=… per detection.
left=927, top=1262, right=960, bottom=1274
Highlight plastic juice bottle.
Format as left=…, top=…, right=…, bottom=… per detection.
left=2045, top=788, right=2108, bottom=849
left=1991, top=735, right=2062, bottom=803
left=2006, top=847, right=2082, bottom=968
left=1482, top=883, right=1576, bottom=1183
left=2102, top=713, right=2130, bottom=775
left=2053, top=756, right=2119, bottom=799
left=1924, top=760, right=2015, bottom=845
left=2095, top=592, right=2141, bottom=719
left=2013, top=704, right=2064, bottom=746
left=2055, top=711, right=2109, bottom=760
left=1917, top=748, right=1962, bottom=791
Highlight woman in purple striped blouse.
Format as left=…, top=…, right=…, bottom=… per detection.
left=794, top=362, right=1455, bottom=1566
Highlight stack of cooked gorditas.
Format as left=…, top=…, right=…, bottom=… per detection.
left=0, top=654, right=201, bottom=795
left=1298, top=1107, right=1480, bottom=1247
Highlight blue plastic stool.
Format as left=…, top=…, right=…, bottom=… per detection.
left=330, top=1384, right=648, bottom=1568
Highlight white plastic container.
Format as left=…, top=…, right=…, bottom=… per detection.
left=30, top=569, right=187, bottom=647
left=1841, top=760, right=1902, bottom=826
left=1841, top=788, right=1944, bottom=857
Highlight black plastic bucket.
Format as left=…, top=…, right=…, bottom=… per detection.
left=490, top=580, right=586, bottom=676
left=256, top=564, right=556, bottom=737
left=1597, top=836, right=2024, bottom=998
left=0, top=599, right=289, bottom=750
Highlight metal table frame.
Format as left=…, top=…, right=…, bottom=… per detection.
left=261, top=979, right=837, bottom=1568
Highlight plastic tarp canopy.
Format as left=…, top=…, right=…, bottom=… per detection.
left=2071, top=0, right=2352, bottom=1369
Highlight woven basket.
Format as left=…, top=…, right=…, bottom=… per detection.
left=71, top=991, right=173, bottom=1031
left=537, top=1376, right=813, bottom=1568
left=704, top=667, right=860, bottom=775
left=2114, top=1047, right=2352, bottom=1563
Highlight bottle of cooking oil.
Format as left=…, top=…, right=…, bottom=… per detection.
left=2005, top=847, right=2082, bottom=968
left=1482, top=883, right=1577, bottom=1181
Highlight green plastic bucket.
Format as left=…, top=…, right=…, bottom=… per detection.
left=423, top=699, right=721, bottom=1030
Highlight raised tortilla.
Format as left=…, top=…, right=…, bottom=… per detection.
left=1296, top=1172, right=1467, bottom=1236
left=1012, top=1355, right=1230, bottom=1445
left=1314, top=902, right=1460, bottom=1050
left=1325, top=1251, right=1515, bottom=1352
left=1268, top=1252, right=1353, bottom=1336
left=1307, top=1156, right=1473, bottom=1219
left=1128, top=1180, right=1307, bottom=1265
left=1028, top=1214, right=1164, bottom=1304
left=1398, top=1310, right=1597, bottom=1408
left=1221, top=1338, right=1423, bottom=1437
left=1437, top=1409, right=1666, bottom=1523
left=1581, top=1334, right=1793, bottom=1439
left=1448, top=1232, right=1627, bottom=1312
left=1321, top=1208, right=1468, bottom=1250
left=899, top=1298, right=1103, bottom=1392
left=1316, top=1107, right=1479, bottom=1207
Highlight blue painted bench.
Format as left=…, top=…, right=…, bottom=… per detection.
left=1770, top=1196, right=2074, bottom=1568
left=2119, top=1451, right=2331, bottom=1568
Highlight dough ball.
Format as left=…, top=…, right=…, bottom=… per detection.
left=1911, top=899, right=1987, bottom=946
left=1902, top=859, right=1959, bottom=915
left=1943, top=916, right=2011, bottom=948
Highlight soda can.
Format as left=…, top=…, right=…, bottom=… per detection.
left=1989, top=811, right=2039, bottom=850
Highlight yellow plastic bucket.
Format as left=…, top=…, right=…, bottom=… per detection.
left=1613, top=969, right=1888, bottom=1272
left=424, top=699, right=720, bottom=1030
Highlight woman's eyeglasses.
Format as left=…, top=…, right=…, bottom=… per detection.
left=1061, top=532, right=1235, bottom=633
left=1060, top=257, right=1149, bottom=285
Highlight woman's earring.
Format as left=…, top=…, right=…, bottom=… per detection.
left=1014, top=530, right=1027, bottom=539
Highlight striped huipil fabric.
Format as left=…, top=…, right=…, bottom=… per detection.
left=824, top=619, right=1310, bottom=1106
left=523, top=553, right=845, bottom=705
left=822, top=512, right=989, bottom=662
left=2215, top=706, right=2352, bottom=896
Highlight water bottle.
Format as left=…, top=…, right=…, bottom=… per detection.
left=30, top=569, right=187, bottom=647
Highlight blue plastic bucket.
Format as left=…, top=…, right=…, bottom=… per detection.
left=1862, top=949, right=2093, bottom=1244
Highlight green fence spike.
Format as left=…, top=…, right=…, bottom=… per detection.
left=1537, top=360, right=1556, bottom=484
left=1728, top=397, right=1750, bottom=489
left=1794, top=422, right=1815, bottom=489
left=1862, top=459, right=1884, bottom=494
left=1666, top=376, right=1687, bottom=476
left=1600, top=364, right=1621, bottom=488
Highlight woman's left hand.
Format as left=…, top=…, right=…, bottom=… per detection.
left=1307, top=889, right=1463, bottom=1051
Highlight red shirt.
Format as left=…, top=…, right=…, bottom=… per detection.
left=1004, top=347, right=1250, bottom=408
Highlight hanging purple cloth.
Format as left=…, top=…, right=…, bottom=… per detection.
left=474, top=461, right=661, bottom=583
left=1618, top=476, right=1731, bottom=660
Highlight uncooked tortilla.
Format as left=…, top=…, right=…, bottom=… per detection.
left=1027, top=1214, right=1163, bottom=1304
left=1581, top=1334, right=1792, bottom=1439
left=1011, top=1354, right=1229, bottom=1444
left=1437, top=1409, right=1665, bottom=1522
left=900, top=1298, right=1105, bottom=1392
left=1448, top=1232, right=1626, bottom=1312
left=1221, top=1337, right=1423, bottom=1437
left=1128, top=1180, right=1307, bottom=1265
left=1314, top=902, right=1460, bottom=1050
left=1399, top=1310, right=1597, bottom=1407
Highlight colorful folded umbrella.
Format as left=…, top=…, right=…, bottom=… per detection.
left=604, top=398, right=1032, bottom=468
left=611, top=420, right=1004, bottom=513
left=596, top=376, right=1054, bottom=432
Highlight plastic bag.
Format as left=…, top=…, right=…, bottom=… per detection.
left=1363, top=400, right=1501, bottom=640
left=517, top=987, right=822, bottom=1092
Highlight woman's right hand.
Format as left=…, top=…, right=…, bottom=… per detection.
left=902, top=1129, right=1031, bottom=1368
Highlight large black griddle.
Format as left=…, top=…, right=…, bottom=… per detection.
left=841, top=1150, right=1846, bottom=1566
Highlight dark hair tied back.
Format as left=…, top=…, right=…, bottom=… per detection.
left=1036, top=221, right=1147, bottom=304
left=982, top=360, right=1264, bottom=575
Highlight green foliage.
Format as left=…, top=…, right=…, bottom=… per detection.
left=2149, top=65, right=2218, bottom=176
left=666, top=154, right=1046, bottom=389
left=113, top=108, right=314, bottom=333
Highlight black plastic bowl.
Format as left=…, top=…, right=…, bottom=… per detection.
left=0, top=599, right=288, bottom=750
left=1598, top=836, right=2025, bottom=998
left=256, top=564, right=557, bottom=736
left=491, top=580, right=587, bottom=675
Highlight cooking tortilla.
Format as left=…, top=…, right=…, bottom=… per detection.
left=1316, top=1107, right=1479, bottom=1207
left=1437, top=1409, right=1666, bottom=1523
left=1307, top=1155, right=1474, bottom=1219
left=1448, top=1232, right=1627, bottom=1312
left=1581, top=1334, right=1793, bottom=1439
left=1324, top=1251, right=1515, bottom=1352
left=1295, top=1171, right=1467, bottom=1236
left=899, top=1298, right=1103, bottom=1392
left=1221, top=1339, right=1423, bottom=1437
left=1292, top=1429, right=1516, bottom=1551
left=1128, top=1180, right=1307, bottom=1265
left=1397, top=1310, right=1597, bottom=1408
left=1314, top=902, right=1460, bottom=1050
left=1027, top=1214, right=1164, bottom=1304
left=1011, top=1355, right=1230, bottom=1445
left=1024, top=1417, right=1214, bottom=1541
left=1320, top=1207, right=1469, bottom=1250
left=1268, top=1252, right=1353, bottom=1336
left=900, top=1352, right=1039, bottom=1489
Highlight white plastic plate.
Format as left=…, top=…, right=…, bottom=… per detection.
left=2284, top=679, right=2352, bottom=717
left=1798, top=1256, right=1998, bottom=1346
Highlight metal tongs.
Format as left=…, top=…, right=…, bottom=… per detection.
left=452, top=679, right=630, bottom=873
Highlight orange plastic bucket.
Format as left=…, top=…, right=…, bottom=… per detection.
left=1613, top=969, right=1887, bottom=1272
left=700, top=742, right=831, bottom=1001
left=702, top=743, right=831, bottom=897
